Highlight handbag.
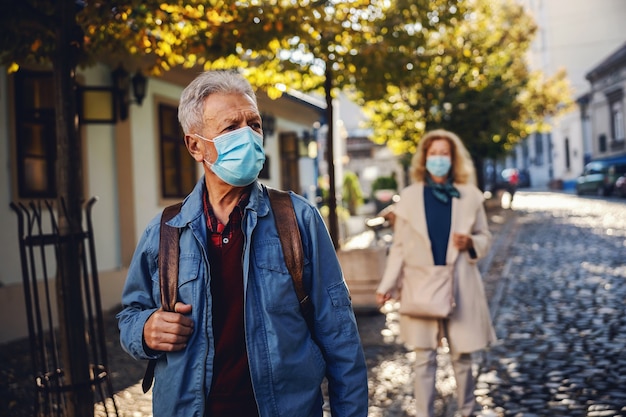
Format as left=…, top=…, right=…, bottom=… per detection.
left=398, top=263, right=456, bottom=319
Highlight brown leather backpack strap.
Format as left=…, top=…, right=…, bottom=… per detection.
left=142, top=201, right=182, bottom=393
left=267, top=188, right=314, bottom=331
left=159, top=202, right=182, bottom=312
left=268, top=189, right=305, bottom=300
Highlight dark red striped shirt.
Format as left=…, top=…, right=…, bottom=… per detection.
left=203, top=187, right=258, bottom=417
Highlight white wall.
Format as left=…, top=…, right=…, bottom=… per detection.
left=517, top=0, right=626, bottom=186
left=0, top=69, right=22, bottom=287
left=590, top=93, right=612, bottom=152
left=261, top=126, right=281, bottom=190
left=0, top=63, right=130, bottom=342
left=80, top=64, right=122, bottom=270
left=130, top=78, right=185, bottom=240
left=553, top=111, right=585, bottom=180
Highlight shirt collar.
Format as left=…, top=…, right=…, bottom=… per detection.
left=202, top=185, right=251, bottom=233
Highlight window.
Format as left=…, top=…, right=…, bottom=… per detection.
left=159, top=103, right=197, bottom=199
left=347, top=136, right=374, bottom=159
left=14, top=71, right=57, bottom=198
left=564, top=138, right=571, bottom=170
left=279, top=132, right=301, bottom=193
left=534, top=133, right=544, bottom=166
left=522, top=140, right=529, bottom=165
left=611, top=100, right=624, bottom=141
left=606, top=89, right=624, bottom=145
left=599, top=134, right=607, bottom=153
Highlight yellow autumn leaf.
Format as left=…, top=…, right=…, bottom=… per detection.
left=268, top=39, right=281, bottom=51
left=8, top=62, right=19, bottom=73
left=267, top=86, right=285, bottom=100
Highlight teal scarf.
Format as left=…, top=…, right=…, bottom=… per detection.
left=426, top=176, right=460, bottom=203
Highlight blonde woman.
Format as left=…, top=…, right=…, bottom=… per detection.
left=376, top=129, right=496, bottom=417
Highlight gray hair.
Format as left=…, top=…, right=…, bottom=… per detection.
left=178, top=69, right=257, bottom=134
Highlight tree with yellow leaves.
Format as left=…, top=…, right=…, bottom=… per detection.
left=355, top=0, right=573, bottom=188
left=0, top=2, right=571, bottom=414
left=0, top=2, right=319, bottom=415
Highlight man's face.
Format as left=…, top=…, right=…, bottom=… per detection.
left=199, top=92, right=262, bottom=164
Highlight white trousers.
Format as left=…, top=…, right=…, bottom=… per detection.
left=412, top=348, right=475, bottom=417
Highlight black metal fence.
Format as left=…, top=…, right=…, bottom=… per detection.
left=10, top=197, right=118, bottom=417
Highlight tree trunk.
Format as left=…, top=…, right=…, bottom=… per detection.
left=53, top=1, right=93, bottom=415
left=324, top=66, right=339, bottom=249
left=474, top=157, right=486, bottom=191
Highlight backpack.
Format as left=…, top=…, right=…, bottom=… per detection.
left=142, top=187, right=310, bottom=392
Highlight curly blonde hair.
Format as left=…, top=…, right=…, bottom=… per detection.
left=409, top=129, right=476, bottom=185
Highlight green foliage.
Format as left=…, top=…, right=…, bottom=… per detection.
left=319, top=204, right=350, bottom=222
left=1, top=1, right=571, bottom=152
left=317, top=175, right=329, bottom=207
left=342, top=171, right=364, bottom=215
left=0, top=0, right=573, bottom=179
left=371, top=175, right=398, bottom=193
left=356, top=0, right=573, bottom=161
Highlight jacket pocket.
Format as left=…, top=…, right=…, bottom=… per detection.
left=254, top=238, right=289, bottom=274
left=152, top=253, right=201, bottom=307
left=253, top=239, right=300, bottom=312
left=326, top=281, right=355, bottom=336
left=177, top=253, right=201, bottom=304
left=327, top=281, right=352, bottom=307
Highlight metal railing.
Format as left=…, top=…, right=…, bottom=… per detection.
left=10, top=197, right=118, bottom=417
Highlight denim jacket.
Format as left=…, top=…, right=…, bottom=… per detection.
left=117, top=178, right=368, bottom=417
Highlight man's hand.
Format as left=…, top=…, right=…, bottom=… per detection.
left=143, top=302, right=194, bottom=352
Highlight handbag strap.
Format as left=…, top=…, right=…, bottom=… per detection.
left=448, top=251, right=461, bottom=309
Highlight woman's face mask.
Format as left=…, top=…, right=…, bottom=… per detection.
left=194, top=126, right=266, bottom=187
left=425, top=155, right=452, bottom=177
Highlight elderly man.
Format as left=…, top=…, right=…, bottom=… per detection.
left=117, top=69, right=368, bottom=417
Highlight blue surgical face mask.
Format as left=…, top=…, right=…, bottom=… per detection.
left=425, top=155, right=452, bottom=177
left=194, top=126, right=266, bottom=187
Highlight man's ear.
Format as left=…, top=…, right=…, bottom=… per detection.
left=185, top=134, right=205, bottom=163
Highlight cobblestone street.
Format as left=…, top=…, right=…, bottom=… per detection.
left=2, top=190, right=625, bottom=417
left=472, top=192, right=626, bottom=417
left=362, top=191, right=626, bottom=417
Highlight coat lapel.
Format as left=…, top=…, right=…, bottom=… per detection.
left=446, top=185, right=462, bottom=264
left=397, top=183, right=429, bottom=238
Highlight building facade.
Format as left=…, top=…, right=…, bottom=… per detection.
left=339, top=93, right=404, bottom=211
left=583, top=43, right=626, bottom=163
left=511, top=0, right=626, bottom=189
left=0, top=63, right=325, bottom=343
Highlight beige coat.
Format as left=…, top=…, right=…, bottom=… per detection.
left=377, top=182, right=497, bottom=353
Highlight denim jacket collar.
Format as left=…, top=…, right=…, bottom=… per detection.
left=167, top=177, right=271, bottom=230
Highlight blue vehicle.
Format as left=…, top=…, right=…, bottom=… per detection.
left=576, top=159, right=626, bottom=196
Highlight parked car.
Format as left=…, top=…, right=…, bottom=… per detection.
left=576, top=160, right=626, bottom=196
left=614, top=174, right=626, bottom=198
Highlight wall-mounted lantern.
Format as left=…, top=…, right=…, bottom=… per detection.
left=131, top=72, right=147, bottom=105
left=111, top=65, right=148, bottom=121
